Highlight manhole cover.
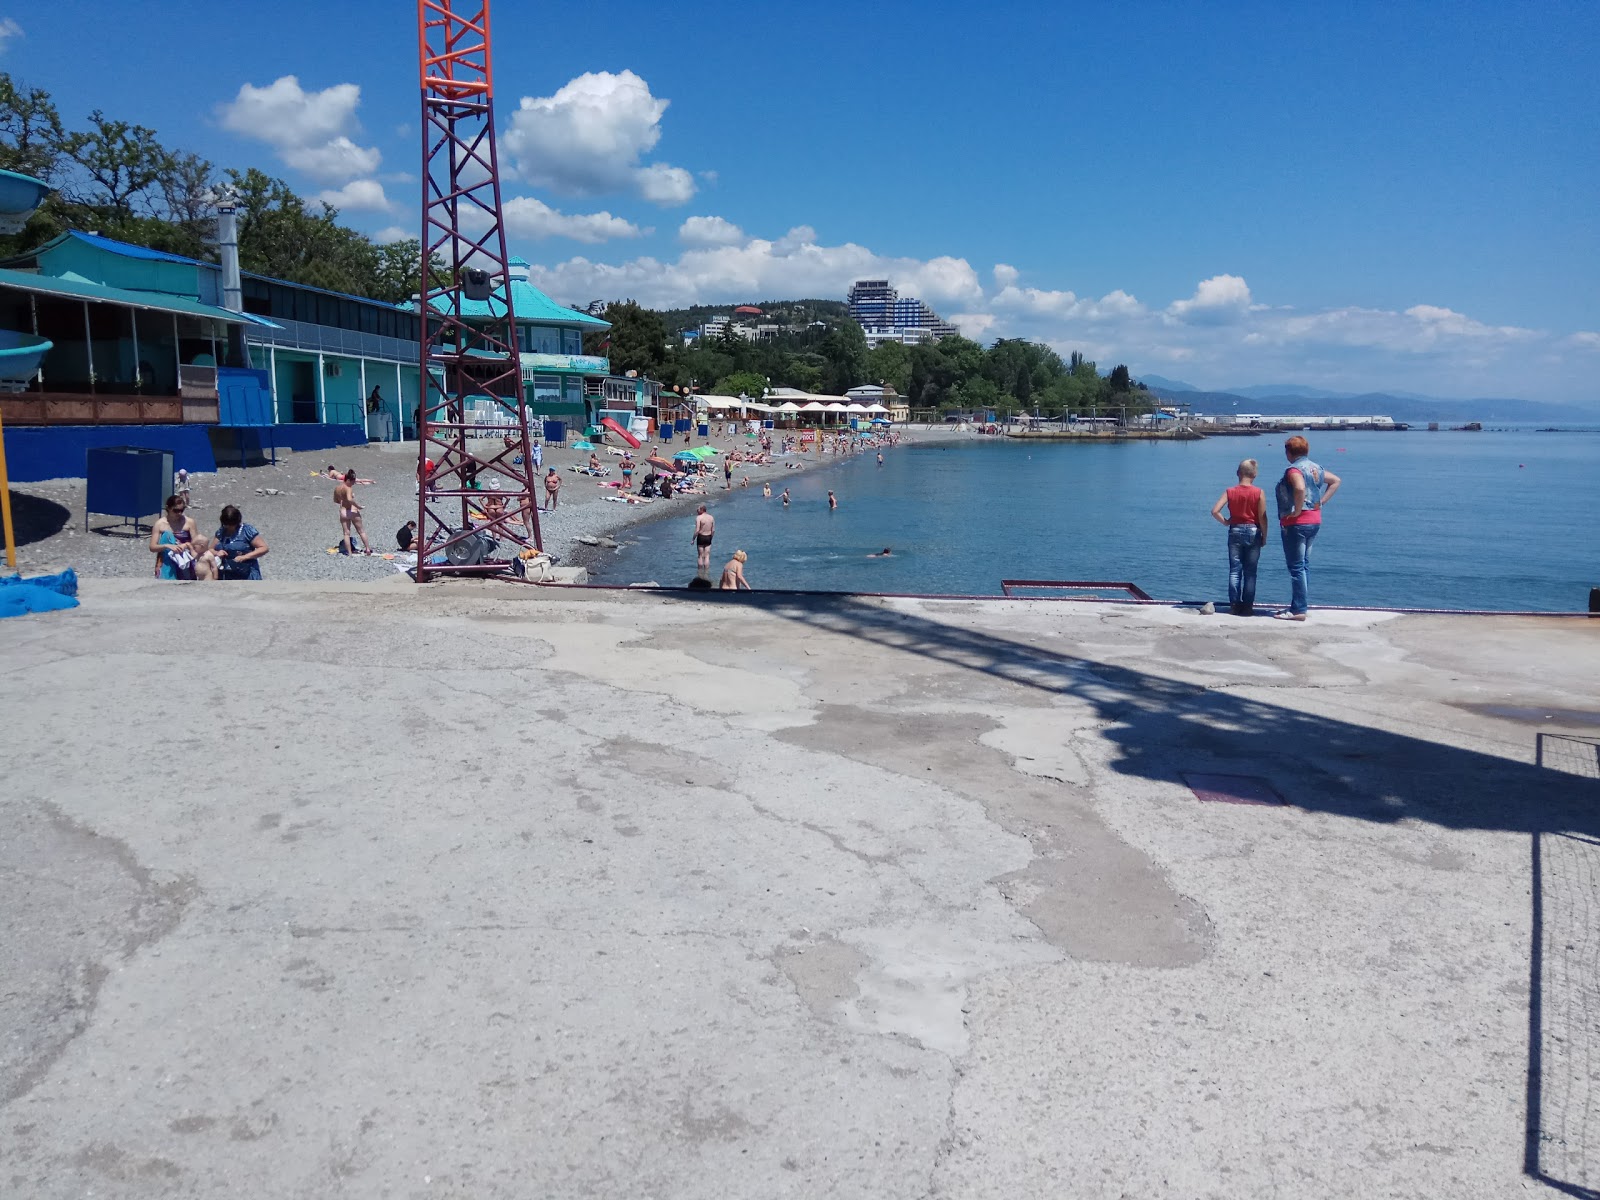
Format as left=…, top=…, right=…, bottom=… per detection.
left=1182, top=773, right=1286, bottom=807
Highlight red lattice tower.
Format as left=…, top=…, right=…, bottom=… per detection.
left=415, top=0, right=541, bottom=580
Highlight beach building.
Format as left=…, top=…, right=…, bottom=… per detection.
left=0, top=234, right=667, bottom=480
left=0, top=230, right=427, bottom=481
left=426, top=259, right=662, bottom=429
left=845, top=383, right=909, bottom=423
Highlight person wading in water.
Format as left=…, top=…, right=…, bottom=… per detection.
left=691, top=504, right=715, bottom=578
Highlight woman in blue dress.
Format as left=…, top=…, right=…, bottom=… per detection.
left=211, top=505, right=269, bottom=580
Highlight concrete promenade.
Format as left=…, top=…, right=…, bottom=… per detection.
left=2, top=581, right=1597, bottom=1198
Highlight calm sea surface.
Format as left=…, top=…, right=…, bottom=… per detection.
left=596, top=430, right=1600, bottom=612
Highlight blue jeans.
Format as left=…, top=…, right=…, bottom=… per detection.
left=1227, top=525, right=1262, bottom=608
left=1281, top=523, right=1320, bottom=614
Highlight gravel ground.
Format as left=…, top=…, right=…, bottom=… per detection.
left=7, top=426, right=970, bottom=582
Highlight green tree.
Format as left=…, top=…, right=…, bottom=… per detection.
left=715, top=370, right=768, bottom=398
left=864, top=340, right=911, bottom=396
left=371, top=239, right=436, bottom=305
left=220, top=167, right=386, bottom=294
left=585, top=299, right=667, bottom=377
left=1108, top=364, right=1132, bottom=393
left=0, top=72, right=65, bottom=182
left=63, top=110, right=174, bottom=218
left=818, top=318, right=868, bottom=394
left=1014, top=364, right=1032, bottom=406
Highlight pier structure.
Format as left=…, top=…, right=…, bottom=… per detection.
left=2, top=579, right=1596, bottom=1198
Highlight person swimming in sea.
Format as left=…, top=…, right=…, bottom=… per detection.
left=868, top=547, right=892, bottom=557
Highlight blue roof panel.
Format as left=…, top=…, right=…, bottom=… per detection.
left=66, top=230, right=206, bottom=266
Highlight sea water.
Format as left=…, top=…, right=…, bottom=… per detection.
left=597, top=430, right=1600, bottom=612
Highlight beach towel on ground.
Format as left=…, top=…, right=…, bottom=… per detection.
left=0, top=569, right=80, bottom=618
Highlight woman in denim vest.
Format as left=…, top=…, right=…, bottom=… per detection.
left=1273, top=435, right=1341, bottom=621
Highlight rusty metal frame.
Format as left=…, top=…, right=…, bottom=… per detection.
left=999, top=579, right=1156, bottom=601
left=415, top=0, right=540, bottom=581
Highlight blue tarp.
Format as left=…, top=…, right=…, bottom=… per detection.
left=0, top=568, right=79, bottom=618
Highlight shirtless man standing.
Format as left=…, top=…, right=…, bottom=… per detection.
left=692, top=504, right=715, bottom=577
left=334, top=469, right=371, bottom=555
left=543, top=467, right=561, bottom=511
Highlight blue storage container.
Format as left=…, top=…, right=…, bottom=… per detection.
left=85, top=446, right=173, bottom=532
left=542, top=420, right=566, bottom=444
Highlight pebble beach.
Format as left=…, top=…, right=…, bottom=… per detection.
left=7, top=425, right=969, bottom=583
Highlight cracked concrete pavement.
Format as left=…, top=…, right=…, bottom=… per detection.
left=2, top=579, right=1598, bottom=1198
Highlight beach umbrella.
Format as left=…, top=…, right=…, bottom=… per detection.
left=691, top=445, right=720, bottom=458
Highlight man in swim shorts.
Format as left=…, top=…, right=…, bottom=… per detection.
left=692, top=503, right=715, bottom=577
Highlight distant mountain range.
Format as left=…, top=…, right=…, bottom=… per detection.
left=1134, top=376, right=1597, bottom=424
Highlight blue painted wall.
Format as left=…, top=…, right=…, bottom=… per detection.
left=4, top=424, right=217, bottom=482
left=266, top=423, right=366, bottom=453
left=3, top=422, right=367, bottom=482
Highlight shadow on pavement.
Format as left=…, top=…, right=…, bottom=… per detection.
left=649, top=588, right=1600, bottom=1194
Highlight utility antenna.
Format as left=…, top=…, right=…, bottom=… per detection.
left=416, top=0, right=541, bottom=580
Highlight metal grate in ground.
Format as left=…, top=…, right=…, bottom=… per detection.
left=1530, top=830, right=1600, bottom=1196
left=1181, top=773, right=1287, bottom=807
left=1538, top=733, right=1600, bottom=780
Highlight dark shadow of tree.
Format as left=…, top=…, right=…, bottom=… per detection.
left=7, top=491, right=70, bottom=547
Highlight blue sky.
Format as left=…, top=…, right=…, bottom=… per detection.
left=11, top=1, right=1600, bottom=400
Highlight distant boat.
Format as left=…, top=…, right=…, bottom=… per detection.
left=1451, top=421, right=1483, bottom=432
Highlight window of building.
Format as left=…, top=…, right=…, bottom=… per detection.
left=531, top=374, right=562, bottom=410
left=525, top=325, right=561, bottom=355
left=563, top=328, right=584, bottom=355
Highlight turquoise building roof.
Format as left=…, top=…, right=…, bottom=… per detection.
left=0, top=266, right=278, bottom=327
left=425, top=259, right=610, bottom=330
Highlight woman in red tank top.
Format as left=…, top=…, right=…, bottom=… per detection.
left=1210, top=458, right=1268, bottom=616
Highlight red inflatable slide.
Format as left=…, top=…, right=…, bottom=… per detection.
left=600, top=417, right=640, bottom=447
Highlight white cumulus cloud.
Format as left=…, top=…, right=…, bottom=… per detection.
left=501, top=196, right=647, bottom=244
left=503, top=70, right=695, bottom=206
left=1166, top=274, right=1255, bottom=324
left=315, top=179, right=391, bottom=213
left=679, top=216, right=746, bottom=247
left=524, top=224, right=983, bottom=312
left=372, top=226, right=414, bottom=245
left=635, top=162, right=695, bottom=205
left=0, top=18, right=23, bottom=55
left=218, top=76, right=381, bottom=183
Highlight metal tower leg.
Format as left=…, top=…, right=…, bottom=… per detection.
left=416, top=0, right=541, bottom=581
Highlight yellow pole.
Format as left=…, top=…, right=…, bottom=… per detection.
left=0, top=401, right=16, bottom=570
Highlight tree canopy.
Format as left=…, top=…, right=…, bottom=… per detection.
left=589, top=303, right=1151, bottom=415
left=0, top=71, right=425, bottom=304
